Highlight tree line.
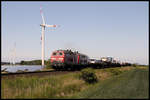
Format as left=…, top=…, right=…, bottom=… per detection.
left=20, top=60, right=51, bottom=65
left=1, top=60, right=51, bottom=65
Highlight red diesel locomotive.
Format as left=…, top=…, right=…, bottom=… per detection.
left=50, top=49, right=89, bottom=70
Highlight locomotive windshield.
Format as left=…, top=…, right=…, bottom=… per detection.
left=59, top=52, right=63, bottom=55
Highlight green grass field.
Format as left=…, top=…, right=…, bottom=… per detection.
left=1, top=66, right=149, bottom=99
left=72, top=67, right=149, bottom=99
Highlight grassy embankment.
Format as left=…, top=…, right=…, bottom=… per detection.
left=1, top=65, right=149, bottom=99
left=72, top=66, right=149, bottom=99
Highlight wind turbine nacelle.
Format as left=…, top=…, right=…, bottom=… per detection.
left=40, top=24, right=46, bottom=27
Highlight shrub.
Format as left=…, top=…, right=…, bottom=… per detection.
left=79, top=68, right=98, bottom=84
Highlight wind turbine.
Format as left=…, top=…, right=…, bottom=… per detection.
left=40, top=6, right=59, bottom=67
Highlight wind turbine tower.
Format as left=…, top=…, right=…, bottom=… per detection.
left=40, top=6, right=59, bottom=67
left=13, top=42, right=16, bottom=65
left=10, top=42, right=16, bottom=65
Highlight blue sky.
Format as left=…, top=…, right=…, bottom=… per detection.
left=2, top=1, right=149, bottom=65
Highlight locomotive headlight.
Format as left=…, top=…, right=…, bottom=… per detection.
left=58, top=58, right=63, bottom=60
left=51, top=58, right=56, bottom=60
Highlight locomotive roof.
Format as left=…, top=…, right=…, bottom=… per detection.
left=55, top=49, right=84, bottom=54
left=56, top=49, right=74, bottom=53
left=54, top=49, right=88, bottom=57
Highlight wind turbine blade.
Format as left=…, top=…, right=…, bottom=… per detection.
left=40, top=6, right=45, bottom=24
left=45, top=24, right=57, bottom=27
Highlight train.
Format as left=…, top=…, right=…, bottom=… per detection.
left=50, top=49, right=89, bottom=70
left=50, top=49, right=131, bottom=70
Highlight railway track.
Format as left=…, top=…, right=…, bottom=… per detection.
left=1, top=64, right=126, bottom=79
left=1, top=70, right=79, bottom=79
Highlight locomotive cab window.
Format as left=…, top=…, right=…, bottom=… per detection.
left=53, top=52, right=57, bottom=56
